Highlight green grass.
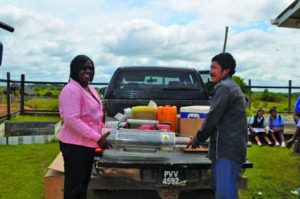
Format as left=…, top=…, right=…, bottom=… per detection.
left=239, top=145, right=300, bottom=199
left=25, top=98, right=58, bottom=110
left=0, top=143, right=299, bottom=198
left=0, top=142, right=59, bottom=199
left=10, top=115, right=61, bottom=122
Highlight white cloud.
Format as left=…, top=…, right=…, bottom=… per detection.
left=0, top=0, right=299, bottom=89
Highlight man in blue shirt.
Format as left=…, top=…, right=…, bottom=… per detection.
left=286, top=120, right=300, bottom=150
left=287, top=97, right=300, bottom=152
left=267, top=107, right=286, bottom=147
left=293, top=96, right=300, bottom=124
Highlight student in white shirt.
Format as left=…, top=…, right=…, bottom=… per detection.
left=248, top=108, right=272, bottom=146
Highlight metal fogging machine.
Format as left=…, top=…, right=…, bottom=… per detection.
left=104, top=119, right=191, bottom=153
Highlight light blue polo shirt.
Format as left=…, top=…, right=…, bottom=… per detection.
left=268, top=114, right=285, bottom=128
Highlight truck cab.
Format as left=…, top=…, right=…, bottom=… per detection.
left=104, top=66, right=210, bottom=117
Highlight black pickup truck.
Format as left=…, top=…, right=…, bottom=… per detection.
left=90, top=66, right=252, bottom=199
left=103, top=66, right=210, bottom=117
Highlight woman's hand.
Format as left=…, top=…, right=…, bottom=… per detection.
left=97, top=132, right=112, bottom=150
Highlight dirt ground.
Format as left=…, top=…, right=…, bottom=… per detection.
left=0, top=104, right=32, bottom=116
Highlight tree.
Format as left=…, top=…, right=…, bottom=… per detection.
left=233, top=75, right=249, bottom=93
left=260, top=89, right=281, bottom=102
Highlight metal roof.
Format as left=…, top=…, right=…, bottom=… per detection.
left=271, top=0, right=300, bottom=29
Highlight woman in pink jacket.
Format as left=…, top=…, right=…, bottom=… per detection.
left=58, top=55, right=111, bottom=199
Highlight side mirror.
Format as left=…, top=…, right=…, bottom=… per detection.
left=0, top=42, right=3, bottom=66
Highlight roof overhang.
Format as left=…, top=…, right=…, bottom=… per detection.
left=271, top=0, right=300, bottom=29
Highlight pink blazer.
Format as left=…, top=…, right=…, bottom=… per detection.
left=58, top=78, right=105, bottom=148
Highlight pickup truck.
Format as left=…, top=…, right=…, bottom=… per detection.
left=103, top=66, right=210, bottom=117
left=90, top=66, right=252, bottom=199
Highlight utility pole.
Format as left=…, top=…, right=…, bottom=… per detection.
left=222, top=26, right=228, bottom=53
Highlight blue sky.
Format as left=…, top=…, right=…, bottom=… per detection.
left=0, top=0, right=299, bottom=88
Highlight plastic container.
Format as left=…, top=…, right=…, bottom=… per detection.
left=123, top=108, right=132, bottom=119
left=131, top=106, right=156, bottom=120
left=157, top=105, right=177, bottom=132
left=138, top=124, right=171, bottom=131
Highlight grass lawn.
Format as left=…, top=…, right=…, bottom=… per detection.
left=9, top=115, right=61, bottom=122
left=0, top=143, right=59, bottom=199
left=0, top=142, right=299, bottom=199
left=239, top=145, right=300, bottom=199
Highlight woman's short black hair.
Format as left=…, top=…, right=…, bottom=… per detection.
left=211, top=53, right=236, bottom=76
left=269, top=107, right=277, bottom=114
left=70, top=55, right=95, bottom=82
left=257, top=107, right=264, bottom=113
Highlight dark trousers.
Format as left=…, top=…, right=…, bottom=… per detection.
left=59, top=141, right=95, bottom=199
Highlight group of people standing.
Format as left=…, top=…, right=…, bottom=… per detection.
left=57, top=53, right=299, bottom=199
left=248, top=107, right=286, bottom=147
left=60, top=52, right=246, bottom=199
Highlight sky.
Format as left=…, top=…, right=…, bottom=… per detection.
left=0, top=0, right=299, bottom=89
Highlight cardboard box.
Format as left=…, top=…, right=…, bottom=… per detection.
left=180, top=117, right=205, bottom=136
left=44, top=169, right=64, bottom=199
left=180, top=106, right=209, bottom=136
left=44, top=153, right=64, bottom=199
left=48, top=152, right=64, bottom=172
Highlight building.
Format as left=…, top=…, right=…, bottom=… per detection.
left=271, top=0, right=300, bottom=29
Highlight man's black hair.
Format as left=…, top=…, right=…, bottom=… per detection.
left=211, top=52, right=236, bottom=76
left=70, top=55, right=95, bottom=82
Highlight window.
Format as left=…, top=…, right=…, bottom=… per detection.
left=116, top=69, right=200, bottom=89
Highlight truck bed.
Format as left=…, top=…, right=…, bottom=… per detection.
left=90, top=148, right=252, bottom=199
left=94, top=148, right=252, bottom=169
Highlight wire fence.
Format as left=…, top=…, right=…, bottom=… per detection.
left=1, top=72, right=300, bottom=122
left=0, top=72, right=108, bottom=122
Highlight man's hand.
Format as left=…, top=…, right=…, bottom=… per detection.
left=186, top=136, right=200, bottom=149
left=97, top=132, right=113, bottom=150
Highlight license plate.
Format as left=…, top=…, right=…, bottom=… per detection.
left=157, top=170, right=187, bottom=186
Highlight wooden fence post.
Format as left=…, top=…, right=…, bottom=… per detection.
left=288, top=80, right=292, bottom=113
left=248, top=79, right=252, bottom=109
left=20, top=74, right=25, bottom=114
left=6, top=72, right=10, bottom=120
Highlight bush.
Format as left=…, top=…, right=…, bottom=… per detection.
left=260, top=89, right=282, bottom=102
left=44, top=91, right=53, bottom=97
